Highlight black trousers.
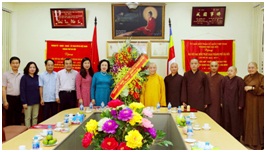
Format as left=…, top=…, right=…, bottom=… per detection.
left=42, top=102, right=58, bottom=120
left=5, top=95, right=23, bottom=126
left=59, top=91, right=77, bottom=111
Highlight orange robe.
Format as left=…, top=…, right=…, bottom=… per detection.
left=140, top=73, right=166, bottom=107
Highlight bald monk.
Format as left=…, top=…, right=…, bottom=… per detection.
left=164, top=63, right=183, bottom=107
left=206, top=61, right=224, bottom=125
left=243, top=62, right=264, bottom=150
left=140, top=63, right=166, bottom=107
left=221, top=66, right=245, bottom=140
left=181, top=58, right=211, bottom=111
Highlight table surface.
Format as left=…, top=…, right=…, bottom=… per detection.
left=2, top=108, right=247, bottom=150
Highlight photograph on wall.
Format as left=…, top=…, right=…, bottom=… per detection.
left=106, top=41, right=149, bottom=58
left=150, top=40, right=169, bottom=58
left=112, top=4, right=165, bottom=39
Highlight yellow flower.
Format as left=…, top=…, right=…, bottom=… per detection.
left=125, top=130, right=143, bottom=149
left=129, top=112, right=142, bottom=126
left=129, top=102, right=144, bottom=111
left=85, top=119, right=98, bottom=134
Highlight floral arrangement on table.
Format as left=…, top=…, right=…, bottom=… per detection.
left=81, top=99, right=173, bottom=150
left=109, top=40, right=149, bottom=105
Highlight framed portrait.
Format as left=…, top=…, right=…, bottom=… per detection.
left=150, top=40, right=169, bottom=58
left=50, top=8, right=86, bottom=28
left=112, top=3, right=165, bottom=39
left=106, top=41, right=149, bottom=58
left=191, top=6, right=226, bottom=26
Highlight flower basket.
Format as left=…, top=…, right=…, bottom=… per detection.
left=109, top=40, right=149, bottom=105
left=81, top=99, right=172, bottom=150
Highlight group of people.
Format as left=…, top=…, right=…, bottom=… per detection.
left=2, top=56, right=263, bottom=149
left=141, top=58, right=263, bottom=150
left=2, top=57, right=113, bottom=128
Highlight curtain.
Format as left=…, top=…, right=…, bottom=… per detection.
left=2, top=8, right=12, bottom=73
left=251, top=3, right=264, bottom=73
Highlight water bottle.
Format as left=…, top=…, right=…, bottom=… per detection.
left=204, top=142, right=211, bottom=150
left=186, top=116, right=191, bottom=125
left=167, top=102, right=172, bottom=112
left=177, top=106, right=182, bottom=116
left=32, top=136, right=40, bottom=150
left=100, top=101, right=105, bottom=111
left=89, top=102, right=93, bottom=112
left=79, top=103, right=84, bottom=111
left=64, top=114, right=69, bottom=128
left=156, top=102, right=160, bottom=112
left=187, top=121, right=193, bottom=139
left=47, top=125, right=53, bottom=136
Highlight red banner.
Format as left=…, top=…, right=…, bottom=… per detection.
left=46, top=40, right=92, bottom=72
left=110, top=55, right=149, bottom=99
left=182, top=40, right=234, bottom=74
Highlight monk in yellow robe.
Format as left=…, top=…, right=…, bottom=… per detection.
left=140, top=63, right=166, bottom=107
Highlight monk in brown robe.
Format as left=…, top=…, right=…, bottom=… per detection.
left=221, top=66, right=245, bottom=140
left=181, top=58, right=211, bottom=111
left=243, top=62, right=264, bottom=150
left=206, top=61, right=224, bottom=125
left=164, top=63, right=183, bottom=107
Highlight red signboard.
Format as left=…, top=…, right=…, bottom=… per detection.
left=46, top=40, right=92, bottom=72
left=182, top=40, right=234, bottom=75
left=50, top=8, right=86, bottom=28
left=191, top=7, right=226, bottom=26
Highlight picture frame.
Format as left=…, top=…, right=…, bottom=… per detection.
left=150, top=40, right=169, bottom=58
left=191, top=6, right=226, bottom=26
left=112, top=3, right=165, bottom=39
left=50, top=8, right=86, bottom=28
left=106, top=41, right=149, bottom=58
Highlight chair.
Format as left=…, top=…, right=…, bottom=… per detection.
left=2, top=125, right=28, bottom=142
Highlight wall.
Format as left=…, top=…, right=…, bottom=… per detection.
left=2, top=2, right=255, bottom=77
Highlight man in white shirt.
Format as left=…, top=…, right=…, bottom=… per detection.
left=2, top=56, right=23, bottom=126
left=56, top=58, right=78, bottom=111
left=39, top=59, right=58, bottom=120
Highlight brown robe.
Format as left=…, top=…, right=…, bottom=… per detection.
left=164, top=73, right=183, bottom=107
left=206, top=72, right=224, bottom=125
left=221, top=76, right=245, bottom=139
left=243, top=72, right=264, bottom=149
left=181, top=70, right=211, bottom=111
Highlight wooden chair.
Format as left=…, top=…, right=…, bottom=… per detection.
left=2, top=125, right=28, bottom=142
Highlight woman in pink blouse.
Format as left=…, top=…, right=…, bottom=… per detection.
left=76, top=57, right=94, bottom=107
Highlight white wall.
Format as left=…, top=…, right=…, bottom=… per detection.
left=3, top=2, right=256, bottom=78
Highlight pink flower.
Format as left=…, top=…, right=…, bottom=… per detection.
left=142, top=108, right=153, bottom=118
left=142, top=118, right=154, bottom=128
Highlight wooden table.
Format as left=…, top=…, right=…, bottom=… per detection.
left=2, top=108, right=247, bottom=150
left=169, top=111, right=247, bottom=150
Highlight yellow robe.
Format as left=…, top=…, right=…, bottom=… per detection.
left=140, top=73, right=166, bottom=107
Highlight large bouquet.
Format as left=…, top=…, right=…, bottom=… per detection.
left=81, top=99, right=172, bottom=150
left=109, top=40, right=149, bottom=105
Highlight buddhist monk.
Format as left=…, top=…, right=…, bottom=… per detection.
left=140, top=63, right=166, bottom=107
left=164, top=62, right=183, bottom=107
left=132, top=11, right=156, bottom=36
left=181, top=58, right=211, bottom=111
left=243, top=62, right=264, bottom=150
left=221, top=66, right=245, bottom=141
left=206, top=61, right=224, bottom=125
